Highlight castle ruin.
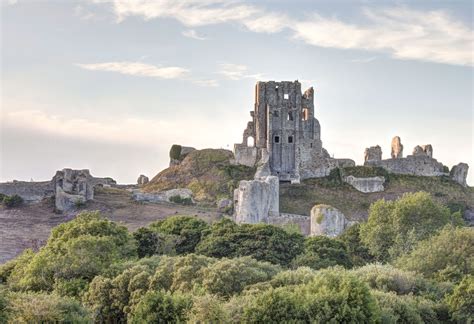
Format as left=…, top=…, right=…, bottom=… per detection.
left=234, top=81, right=354, bottom=183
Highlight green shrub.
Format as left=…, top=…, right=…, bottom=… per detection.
left=169, top=195, right=193, bottom=205
left=292, top=236, right=353, bottom=270
left=395, top=226, right=473, bottom=283
left=169, top=144, right=182, bottom=160
left=196, top=219, right=304, bottom=267
left=445, top=275, right=474, bottom=322
left=338, top=223, right=374, bottom=266
left=2, top=194, right=24, bottom=208
left=150, top=216, right=208, bottom=254
left=360, top=192, right=452, bottom=261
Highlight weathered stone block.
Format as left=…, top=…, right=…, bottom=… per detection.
left=450, top=163, right=469, bottom=187
left=364, top=146, right=382, bottom=162
left=137, top=174, right=149, bottom=185
left=391, top=136, right=403, bottom=159
left=344, top=175, right=385, bottom=193
left=310, top=204, right=348, bottom=237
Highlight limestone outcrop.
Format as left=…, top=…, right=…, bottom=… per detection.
left=133, top=188, right=193, bottom=204
left=364, top=146, right=382, bottom=162
left=54, top=169, right=94, bottom=212
left=137, top=175, right=149, bottom=185
left=169, top=145, right=196, bottom=166
left=450, top=163, right=469, bottom=187
left=391, top=136, right=403, bottom=159
left=310, top=204, right=349, bottom=237
left=233, top=176, right=279, bottom=224
left=344, top=175, right=385, bottom=193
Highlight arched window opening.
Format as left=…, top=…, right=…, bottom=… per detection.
left=246, top=136, right=255, bottom=147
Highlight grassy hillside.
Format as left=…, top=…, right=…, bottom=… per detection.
left=281, top=169, right=473, bottom=221
left=144, top=149, right=255, bottom=205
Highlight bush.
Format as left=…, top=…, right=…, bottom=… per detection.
left=445, top=275, right=474, bottom=322
left=241, top=268, right=380, bottom=323
left=338, top=223, right=374, bottom=266
left=196, top=219, right=304, bottom=267
left=7, top=292, right=91, bottom=323
left=395, top=226, right=473, bottom=283
left=169, top=195, right=193, bottom=205
left=2, top=194, right=23, bottom=208
left=292, top=236, right=352, bottom=270
left=169, top=144, right=182, bottom=160
left=150, top=216, right=209, bottom=254
left=128, top=290, right=192, bottom=323
left=360, top=192, right=452, bottom=261
left=133, top=227, right=179, bottom=258
left=200, top=257, right=281, bottom=297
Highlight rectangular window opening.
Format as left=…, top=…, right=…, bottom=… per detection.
left=302, top=108, right=309, bottom=121
left=273, top=110, right=279, bottom=117
left=287, top=112, right=294, bottom=121
left=288, top=136, right=293, bottom=144
left=274, top=136, right=280, bottom=143
left=284, top=93, right=289, bottom=100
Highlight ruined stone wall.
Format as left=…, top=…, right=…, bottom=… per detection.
left=267, top=213, right=310, bottom=236
left=0, top=181, right=54, bottom=202
left=366, top=155, right=446, bottom=177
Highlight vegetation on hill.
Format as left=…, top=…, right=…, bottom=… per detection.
left=144, top=149, right=255, bottom=205
left=0, top=191, right=472, bottom=322
left=281, top=168, right=473, bottom=220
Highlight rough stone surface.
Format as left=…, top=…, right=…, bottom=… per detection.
left=234, top=81, right=353, bottom=182
left=412, top=145, right=426, bottom=156
left=450, top=163, right=469, bottom=187
left=364, top=146, right=382, bottom=162
left=133, top=188, right=193, bottom=203
left=137, top=175, right=149, bottom=185
left=170, top=146, right=196, bottom=166
left=310, top=204, right=348, bottom=237
left=391, top=136, right=403, bottom=159
left=366, top=155, right=446, bottom=177
left=217, top=198, right=233, bottom=211
left=344, top=175, right=385, bottom=193
left=267, top=213, right=310, bottom=236
left=233, top=176, right=279, bottom=224
left=0, top=181, right=54, bottom=203
left=54, top=169, right=94, bottom=212
left=421, top=145, right=433, bottom=158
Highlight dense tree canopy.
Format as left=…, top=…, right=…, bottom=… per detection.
left=360, top=192, right=454, bottom=261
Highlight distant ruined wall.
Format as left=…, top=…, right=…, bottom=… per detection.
left=0, top=181, right=54, bottom=202
left=267, top=213, right=310, bottom=236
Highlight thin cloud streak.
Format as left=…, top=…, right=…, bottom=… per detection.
left=96, top=1, right=473, bottom=66
left=182, top=29, right=207, bottom=40
left=76, top=61, right=190, bottom=79
left=217, top=63, right=264, bottom=80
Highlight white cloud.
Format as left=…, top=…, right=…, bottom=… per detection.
left=192, top=79, right=219, bottom=87
left=351, top=56, right=377, bottom=63
left=76, top=61, right=190, bottom=79
left=182, top=29, right=207, bottom=40
left=217, top=63, right=263, bottom=80
left=94, top=1, right=473, bottom=67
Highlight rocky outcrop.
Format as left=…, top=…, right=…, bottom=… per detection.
left=391, top=136, right=403, bottom=159
left=169, top=145, right=196, bottom=166
left=450, top=163, right=469, bottom=187
left=54, top=169, right=94, bottom=212
left=137, top=175, right=149, bottom=185
left=310, top=204, right=349, bottom=237
left=344, top=175, right=385, bottom=193
left=233, top=176, right=279, bottom=224
left=364, top=146, right=382, bottom=162
left=133, top=188, right=193, bottom=204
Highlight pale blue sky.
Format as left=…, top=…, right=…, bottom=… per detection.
left=1, top=0, right=473, bottom=185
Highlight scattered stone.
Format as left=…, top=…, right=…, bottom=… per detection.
left=217, top=198, right=232, bottom=211
left=450, top=163, right=469, bottom=187
left=233, top=176, right=279, bottom=224
left=133, top=188, right=193, bottom=204
left=310, top=204, right=348, bottom=237
left=137, top=174, right=149, bottom=185
left=364, top=145, right=382, bottom=162
left=344, top=175, right=385, bottom=193
left=391, top=136, right=403, bottom=159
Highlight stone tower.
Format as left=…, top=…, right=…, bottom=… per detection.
left=234, top=81, right=353, bottom=182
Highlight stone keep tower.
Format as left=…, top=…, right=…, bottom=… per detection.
left=234, top=81, right=327, bottom=182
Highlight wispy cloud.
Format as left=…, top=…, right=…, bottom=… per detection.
left=182, top=29, right=207, bottom=40
left=351, top=56, right=377, bottom=63
left=76, top=61, right=190, bottom=79
left=217, top=63, right=264, bottom=80
left=94, top=1, right=473, bottom=67
left=192, top=79, right=219, bottom=87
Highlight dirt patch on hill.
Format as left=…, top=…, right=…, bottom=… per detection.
left=0, top=187, right=223, bottom=264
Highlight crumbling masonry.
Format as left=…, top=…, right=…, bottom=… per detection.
left=234, top=81, right=354, bottom=183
